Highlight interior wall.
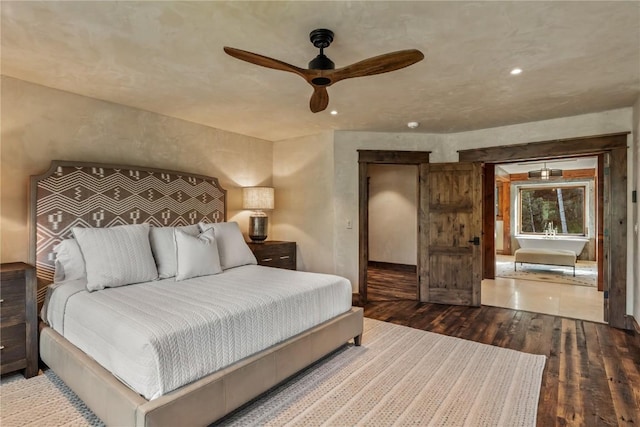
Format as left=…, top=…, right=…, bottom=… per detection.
left=495, top=221, right=504, bottom=251
left=333, top=108, right=633, bottom=296
left=271, top=132, right=335, bottom=274
left=0, top=76, right=273, bottom=263
left=368, top=164, right=417, bottom=265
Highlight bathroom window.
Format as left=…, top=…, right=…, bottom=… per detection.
left=519, top=185, right=586, bottom=235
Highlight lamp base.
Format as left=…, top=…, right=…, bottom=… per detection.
left=248, top=215, right=268, bottom=242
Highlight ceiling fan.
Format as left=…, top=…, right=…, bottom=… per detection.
left=224, top=29, right=424, bottom=113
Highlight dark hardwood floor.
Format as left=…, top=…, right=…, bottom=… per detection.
left=367, top=261, right=418, bottom=301
left=363, top=263, right=640, bottom=426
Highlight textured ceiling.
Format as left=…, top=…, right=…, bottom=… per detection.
left=2, top=1, right=639, bottom=141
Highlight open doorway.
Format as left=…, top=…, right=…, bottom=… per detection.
left=366, top=164, right=419, bottom=302
left=359, top=150, right=483, bottom=307
left=459, top=132, right=630, bottom=330
left=484, top=156, right=603, bottom=322
left=357, top=150, right=431, bottom=305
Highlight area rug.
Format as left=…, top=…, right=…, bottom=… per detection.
left=496, top=255, right=597, bottom=287
left=0, top=369, right=103, bottom=426
left=1, top=319, right=546, bottom=427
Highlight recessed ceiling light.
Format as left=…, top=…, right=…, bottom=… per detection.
left=330, top=110, right=338, bottom=115
left=407, top=121, right=419, bottom=129
left=510, top=68, right=522, bottom=75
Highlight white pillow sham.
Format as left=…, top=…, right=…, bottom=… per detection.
left=174, top=228, right=222, bottom=281
left=149, top=225, right=200, bottom=278
left=198, top=221, right=257, bottom=270
left=73, top=224, right=158, bottom=291
left=53, top=239, right=86, bottom=282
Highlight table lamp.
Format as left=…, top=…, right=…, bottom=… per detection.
left=242, top=187, right=274, bottom=242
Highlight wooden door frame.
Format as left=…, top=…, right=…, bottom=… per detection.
left=458, top=132, right=630, bottom=330
left=358, top=150, right=431, bottom=304
left=483, top=164, right=496, bottom=278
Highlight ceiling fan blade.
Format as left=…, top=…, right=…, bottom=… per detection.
left=223, top=47, right=307, bottom=78
left=330, top=49, right=424, bottom=83
left=310, top=86, right=329, bottom=113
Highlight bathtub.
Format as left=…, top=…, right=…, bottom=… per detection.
left=516, top=235, right=588, bottom=255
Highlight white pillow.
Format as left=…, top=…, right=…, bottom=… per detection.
left=149, top=225, right=200, bottom=278
left=53, top=239, right=86, bottom=282
left=73, top=224, right=158, bottom=291
left=175, top=228, right=222, bottom=281
left=199, top=222, right=257, bottom=270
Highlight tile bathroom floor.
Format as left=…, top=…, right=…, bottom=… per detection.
left=482, top=276, right=604, bottom=323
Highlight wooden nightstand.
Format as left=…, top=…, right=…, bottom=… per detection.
left=247, top=241, right=296, bottom=270
left=1, top=262, right=38, bottom=378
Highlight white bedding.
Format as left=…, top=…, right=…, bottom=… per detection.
left=44, top=265, right=352, bottom=400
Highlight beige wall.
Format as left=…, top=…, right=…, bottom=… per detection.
left=0, top=77, right=273, bottom=263
left=271, top=132, right=335, bottom=273
left=368, top=164, right=418, bottom=265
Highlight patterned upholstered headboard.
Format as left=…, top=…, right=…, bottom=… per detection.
left=30, top=161, right=226, bottom=298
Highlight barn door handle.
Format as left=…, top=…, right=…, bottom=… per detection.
left=468, top=237, right=480, bottom=245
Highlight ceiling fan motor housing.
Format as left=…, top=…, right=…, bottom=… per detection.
left=309, top=55, right=335, bottom=71
left=309, top=29, right=336, bottom=84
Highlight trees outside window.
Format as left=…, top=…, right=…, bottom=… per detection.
left=519, top=186, right=585, bottom=235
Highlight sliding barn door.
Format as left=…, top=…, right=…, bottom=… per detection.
left=420, top=162, right=482, bottom=306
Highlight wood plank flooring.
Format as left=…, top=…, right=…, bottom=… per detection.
left=366, top=262, right=417, bottom=301
left=363, top=263, right=640, bottom=426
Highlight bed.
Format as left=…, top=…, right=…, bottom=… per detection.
left=31, top=161, right=363, bottom=426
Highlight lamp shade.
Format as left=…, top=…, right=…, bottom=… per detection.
left=242, top=187, right=274, bottom=210
left=541, top=168, right=550, bottom=180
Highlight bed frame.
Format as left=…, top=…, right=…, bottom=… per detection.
left=31, top=160, right=363, bottom=426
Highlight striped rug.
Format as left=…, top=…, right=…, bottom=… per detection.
left=1, top=319, right=545, bottom=427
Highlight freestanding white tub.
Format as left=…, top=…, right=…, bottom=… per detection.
left=516, top=235, right=588, bottom=255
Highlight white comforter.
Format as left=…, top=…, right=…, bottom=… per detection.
left=44, top=265, right=352, bottom=400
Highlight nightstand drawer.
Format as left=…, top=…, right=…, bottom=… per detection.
left=1, top=262, right=38, bottom=378
left=247, top=241, right=296, bottom=270
left=0, top=279, right=27, bottom=324
left=0, top=323, right=27, bottom=373
left=257, top=254, right=295, bottom=269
